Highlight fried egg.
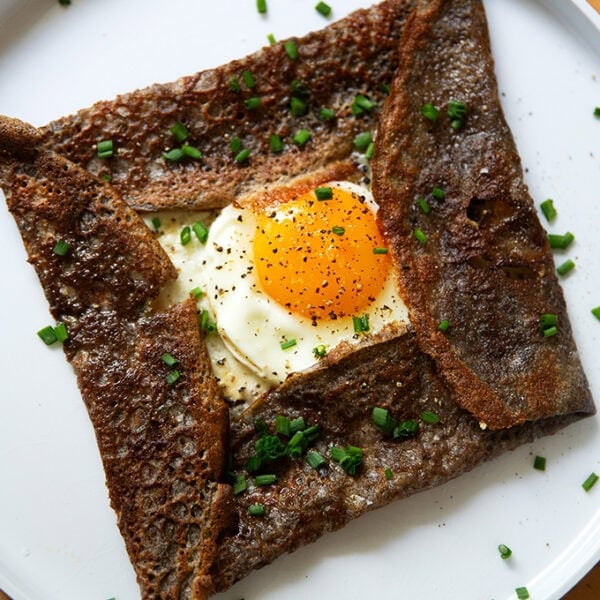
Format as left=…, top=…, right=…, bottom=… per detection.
left=147, top=179, right=408, bottom=403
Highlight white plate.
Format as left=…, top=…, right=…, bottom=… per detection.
left=0, top=1, right=599, bottom=599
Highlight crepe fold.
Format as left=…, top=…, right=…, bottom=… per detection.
left=0, top=0, right=594, bottom=599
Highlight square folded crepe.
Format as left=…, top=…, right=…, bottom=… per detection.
left=0, top=0, right=594, bottom=598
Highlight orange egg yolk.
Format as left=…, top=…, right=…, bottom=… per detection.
left=253, top=186, right=391, bottom=321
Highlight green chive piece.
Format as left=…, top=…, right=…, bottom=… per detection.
left=306, top=450, right=326, bottom=470
left=380, top=82, right=391, bottom=94
left=284, top=40, right=298, bottom=60
left=269, top=134, right=283, bottom=153
left=556, top=259, right=575, bottom=276
left=438, top=319, right=450, bottom=332
left=515, top=586, right=530, bottom=599
left=200, top=309, right=216, bottom=333
left=319, top=107, right=335, bottom=120
left=38, top=325, right=58, bottom=345
left=163, top=148, right=185, bottom=162
left=246, top=455, right=261, bottom=473
left=533, top=455, right=546, bottom=471
left=230, top=76, right=241, bottom=93
left=97, top=139, right=114, bottom=159
left=100, top=173, right=112, bottom=182
left=151, top=217, right=161, bottom=232
left=315, top=186, right=333, bottom=200
left=230, top=136, right=242, bottom=153
left=232, top=474, right=247, bottom=495
left=58, top=0, right=71, bottom=6
left=373, top=247, right=388, bottom=254
left=180, top=226, right=192, bottom=246
left=384, top=467, right=393, bottom=480
left=547, top=231, right=575, bottom=250
left=353, top=313, right=369, bottom=333
left=431, top=186, right=445, bottom=200
left=190, top=286, right=203, bottom=299
left=421, top=103, right=440, bottom=121
left=330, top=445, right=363, bottom=475
left=53, top=239, right=70, bottom=256
left=498, top=544, right=512, bottom=560
left=594, top=107, right=600, bottom=117
left=351, top=94, right=376, bottom=116
left=592, top=306, right=600, bottom=320
left=267, top=33, right=276, bottom=45
left=582, top=472, right=599, bottom=492
left=540, top=198, right=557, bottom=222
left=245, top=96, right=261, bottom=110
left=353, top=131, right=373, bottom=152
left=290, top=96, right=307, bottom=117
left=393, top=419, right=419, bottom=440
left=313, top=344, right=327, bottom=358
left=170, top=122, right=189, bottom=143
left=447, top=100, right=467, bottom=129
left=242, top=70, right=256, bottom=89
left=315, top=1, right=331, bottom=16
left=420, top=410, right=439, bottom=424
left=256, top=0, right=267, bottom=14
left=248, top=503, right=266, bottom=516
left=161, top=352, right=179, bottom=367
left=291, top=80, right=309, bottom=98
left=331, top=226, right=345, bottom=235
left=543, top=325, right=558, bottom=337
left=280, top=338, right=297, bottom=350
left=372, top=407, right=395, bottom=434
left=289, top=417, right=305, bottom=434
left=192, top=221, right=209, bottom=243
left=292, top=129, right=311, bottom=146
left=181, top=143, right=202, bottom=160
left=540, top=313, right=558, bottom=337
left=418, top=198, right=431, bottom=214
left=275, top=415, right=291, bottom=437
left=166, top=370, right=180, bottom=385
left=365, top=141, right=375, bottom=160
left=235, top=148, right=252, bottom=163
left=414, top=228, right=428, bottom=245
left=255, top=474, right=277, bottom=486
left=54, top=322, right=69, bottom=343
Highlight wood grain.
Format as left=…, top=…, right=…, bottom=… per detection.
left=587, top=0, right=600, bottom=13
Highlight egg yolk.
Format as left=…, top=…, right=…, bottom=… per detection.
left=253, top=186, right=391, bottom=321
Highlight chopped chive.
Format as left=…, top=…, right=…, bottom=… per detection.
left=200, top=309, right=216, bottom=333
left=438, top=319, right=450, bottom=332
left=431, top=186, right=445, bottom=200
left=284, top=40, right=298, bottom=60
left=543, top=326, right=558, bottom=337
left=547, top=231, right=575, bottom=250
left=97, top=139, right=114, bottom=159
left=384, top=467, right=393, bottom=480
left=315, top=1, right=331, bottom=16
left=53, top=239, right=70, bottom=256
left=540, top=313, right=558, bottom=328
left=248, top=503, right=266, bottom=516
left=414, top=228, right=428, bottom=245
left=267, top=33, right=276, bottom=45
left=365, top=141, right=375, bottom=160
left=280, top=338, right=297, bottom=350
left=163, top=148, right=185, bottom=162
left=498, top=544, right=512, bottom=560
left=592, top=306, right=600, bottom=320
left=54, top=322, right=69, bottom=343
left=353, top=131, right=373, bottom=152
left=447, top=100, right=467, bottom=129
left=290, top=80, right=309, bottom=98
left=292, top=129, right=311, bottom=146
left=353, top=313, right=369, bottom=333
left=58, top=0, right=71, bottom=6
left=331, top=226, right=345, bottom=235
left=306, top=450, right=326, bottom=469
left=286, top=431, right=305, bottom=456
left=190, top=286, right=203, bottom=299
left=421, top=103, right=440, bottom=121
left=180, top=226, right=192, bottom=246
left=582, top=472, right=599, bottom=492
left=151, top=217, right=161, bottom=232
left=330, top=445, right=363, bottom=475
left=269, top=134, right=283, bottom=153
left=351, top=94, right=375, bottom=116
left=275, top=415, right=291, bottom=437
left=420, top=410, right=439, bottom=424
left=230, top=136, right=242, bottom=153
left=372, top=406, right=395, bottom=434
left=319, top=107, right=335, bottom=120
left=289, top=417, right=305, bottom=434
left=540, top=198, right=557, bottom=222
left=418, top=198, right=431, bottom=214
left=245, top=96, right=261, bottom=110
left=556, top=259, right=575, bottom=276
left=515, top=586, right=530, bottom=600
left=235, top=148, right=251, bottom=163
left=393, top=419, right=419, bottom=440
left=290, top=96, right=308, bottom=117
left=192, top=221, right=209, bottom=243
left=255, top=474, right=277, bottom=486
left=170, top=122, right=189, bottom=143
left=37, top=325, right=58, bottom=345
left=313, top=344, right=327, bottom=358
left=315, top=186, right=333, bottom=200
left=242, top=70, right=256, bottom=89
left=533, top=455, right=546, bottom=471
left=256, top=0, right=267, bottom=14
left=181, top=143, right=202, bottom=160
left=373, top=247, right=388, bottom=254
left=166, top=370, right=180, bottom=385
left=99, top=173, right=112, bottom=182
left=246, top=455, right=261, bottom=473
left=594, top=107, right=600, bottom=117
left=161, top=352, right=179, bottom=367
left=229, top=76, right=241, bottom=93
left=232, top=474, right=247, bottom=495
